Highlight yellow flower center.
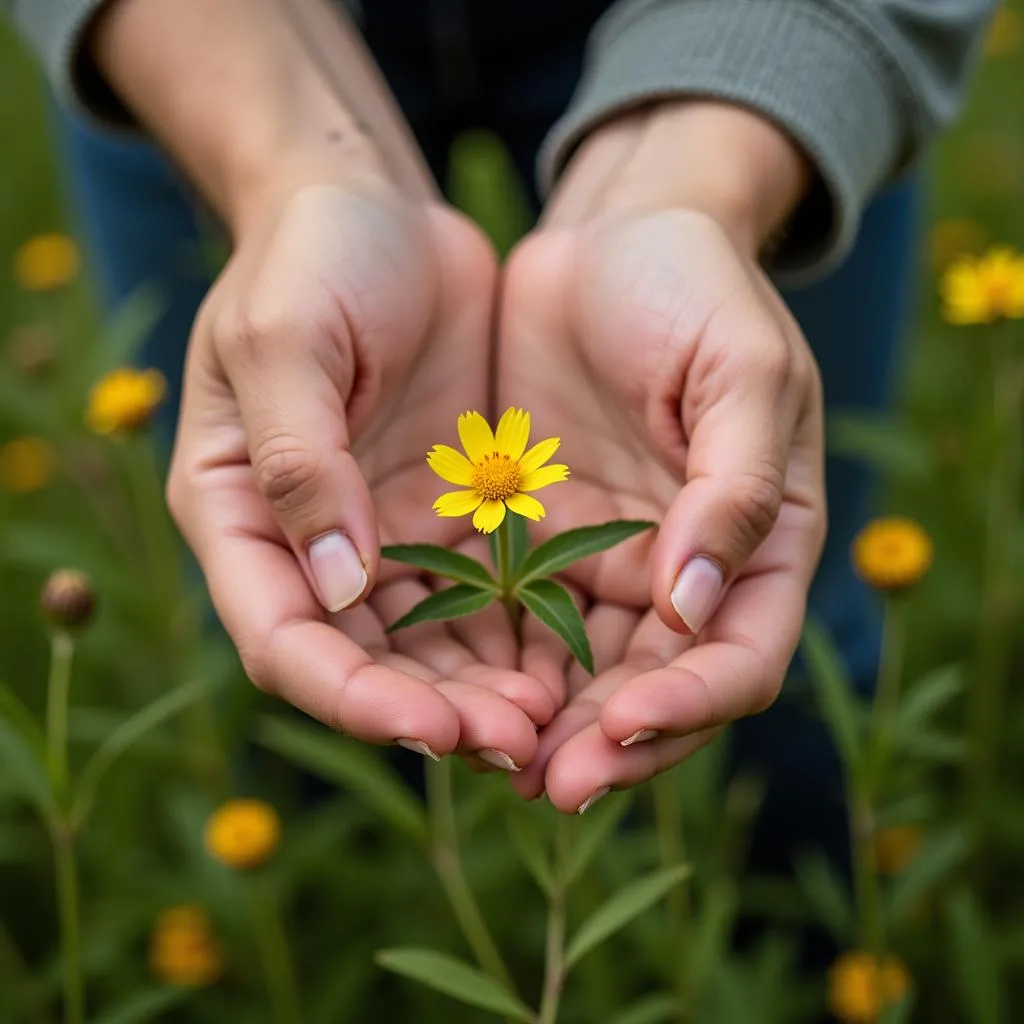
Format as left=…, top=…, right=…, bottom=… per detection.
left=473, top=452, right=521, bottom=502
left=986, top=273, right=1013, bottom=312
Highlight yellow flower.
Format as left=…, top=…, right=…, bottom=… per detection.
left=13, top=233, right=80, bottom=291
left=874, top=825, right=923, bottom=875
left=940, top=246, right=1024, bottom=324
left=427, top=408, right=570, bottom=534
left=985, top=5, right=1022, bottom=55
left=853, top=517, right=933, bottom=592
left=828, top=952, right=911, bottom=1024
left=86, top=367, right=167, bottom=434
left=0, top=436, right=55, bottom=494
left=205, top=798, right=280, bottom=870
left=149, top=904, right=223, bottom=988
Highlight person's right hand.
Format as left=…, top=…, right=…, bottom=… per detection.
left=167, top=170, right=555, bottom=770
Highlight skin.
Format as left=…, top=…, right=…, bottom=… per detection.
left=91, top=0, right=827, bottom=793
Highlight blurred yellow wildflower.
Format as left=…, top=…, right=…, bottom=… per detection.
left=13, top=233, right=80, bottom=291
left=205, top=798, right=280, bottom=870
left=0, top=436, right=55, bottom=494
left=985, top=5, right=1022, bottom=55
left=428, top=407, right=569, bottom=534
left=940, top=246, right=1024, bottom=324
left=86, top=367, right=167, bottom=434
left=853, top=517, right=933, bottom=592
left=874, top=824, right=923, bottom=875
left=928, top=219, right=987, bottom=273
left=828, top=952, right=910, bottom=1024
left=149, top=905, right=223, bottom=988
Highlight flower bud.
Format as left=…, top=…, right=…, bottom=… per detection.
left=41, top=569, right=96, bottom=631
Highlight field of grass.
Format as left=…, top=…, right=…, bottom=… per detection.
left=2, top=7, right=1024, bottom=1024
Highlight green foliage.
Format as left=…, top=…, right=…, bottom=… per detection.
left=385, top=583, right=497, bottom=633
left=517, top=579, right=594, bottom=675
left=381, top=544, right=499, bottom=591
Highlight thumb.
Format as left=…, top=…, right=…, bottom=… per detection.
left=220, top=317, right=378, bottom=614
left=653, top=332, right=809, bottom=634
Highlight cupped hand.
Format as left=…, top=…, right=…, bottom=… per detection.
left=167, top=173, right=553, bottom=769
left=498, top=207, right=826, bottom=811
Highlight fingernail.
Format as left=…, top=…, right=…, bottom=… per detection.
left=577, top=786, right=610, bottom=815
left=308, top=531, right=367, bottom=612
left=670, top=556, right=724, bottom=633
left=397, top=738, right=441, bottom=761
left=477, top=749, right=521, bottom=772
left=621, top=729, right=658, bottom=747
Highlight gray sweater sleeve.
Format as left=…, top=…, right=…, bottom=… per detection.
left=540, top=0, right=997, bottom=278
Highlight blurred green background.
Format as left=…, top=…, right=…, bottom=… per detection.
left=2, top=6, right=1024, bottom=1024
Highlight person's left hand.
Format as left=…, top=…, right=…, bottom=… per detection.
left=495, top=105, right=828, bottom=811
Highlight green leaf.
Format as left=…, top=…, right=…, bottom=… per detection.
left=565, top=864, right=691, bottom=969
left=879, top=993, right=915, bottom=1024
left=608, top=994, right=682, bottom=1024
left=889, top=824, right=971, bottom=925
left=899, top=731, right=967, bottom=763
left=0, top=717, right=56, bottom=818
left=386, top=584, right=495, bottom=634
left=380, top=544, right=498, bottom=591
left=488, top=511, right=530, bottom=578
left=0, top=684, right=44, bottom=757
left=375, top=949, right=533, bottom=1021
left=506, top=807, right=554, bottom=895
left=800, top=618, right=864, bottom=773
left=255, top=715, right=428, bottom=844
left=517, top=579, right=594, bottom=675
left=518, top=520, right=656, bottom=586
left=794, top=852, right=854, bottom=943
left=894, top=663, right=964, bottom=738
left=565, top=791, right=632, bottom=885
left=81, top=284, right=165, bottom=387
left=826, top=412, right=936, bottom=481
left=71, top=676, right=224, bottom=828
left=944, top=887, right=1007, bottom=1024
left=687, top=881, right=739, bottom=993
left=90, top=987, right=190, bottom=1024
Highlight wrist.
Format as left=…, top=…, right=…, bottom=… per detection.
left=90, top=0, right=389, bottom=236
left=548, top=101, right=811, bottom=258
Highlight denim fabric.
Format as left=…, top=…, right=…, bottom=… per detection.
left=54, top=0, right=918, bottom=886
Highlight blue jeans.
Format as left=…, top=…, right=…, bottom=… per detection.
left=54, top=3, right=918, bottom=888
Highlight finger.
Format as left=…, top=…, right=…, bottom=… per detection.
left=371, top=577, right=556, bottom=725
left=601, top=547, right=811, bottom=746
left=214, top=307, right=378, bottom=616
left=542, top=724, right=721, bottom=814
left=174, top=475, right=460, bottom=755
left=510, top=661, right=642, bottom=800
left=652, top=317, right=813, bottom=635
left=433, top=680, right=540, bottom=770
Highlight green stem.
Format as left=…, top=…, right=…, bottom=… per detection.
left=46, top=632, right=74, bottom=794
left=969, top=333, right=1022, bottom=842
left=652, top=776, right=691, bottom=1021
left=869, top=598, right=908, bottom=788
left=249, top=876, right=302, bottom=1024
left=538, top=816, right=573, bottom=1024
left=51, top=825, right=84, bottom=1024
left=495, top=517, right=523, bottom=640
left=850, top=794, right=883, bottom=959
left=424, top=758, right=517, bottom=995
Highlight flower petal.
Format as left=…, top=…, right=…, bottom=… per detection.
left=426, top=445, right=475, bottom=486
left=519, top=464, right=570, bottom=492
left=458, top=411, right=495, bottom=462
left=473, top=499, right=506, bottom=534
left=519, top=436, right=560, bottom=475
left=495, top=407, right=530, bottom=460
left=505, top=492, right=546, bottom=521
left=433, top=489, right=484, bottom=517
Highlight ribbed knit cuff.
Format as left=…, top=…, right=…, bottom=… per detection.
left=539, top=0, right=904, bottom=281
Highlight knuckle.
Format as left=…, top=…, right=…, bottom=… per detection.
left=238, top=640, right=275, bottom=695
left=216, top=302, right=286, bottom=362
left=730, top=470, right=783, bottom=542
left=252, top=433, right=322, bottom=514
